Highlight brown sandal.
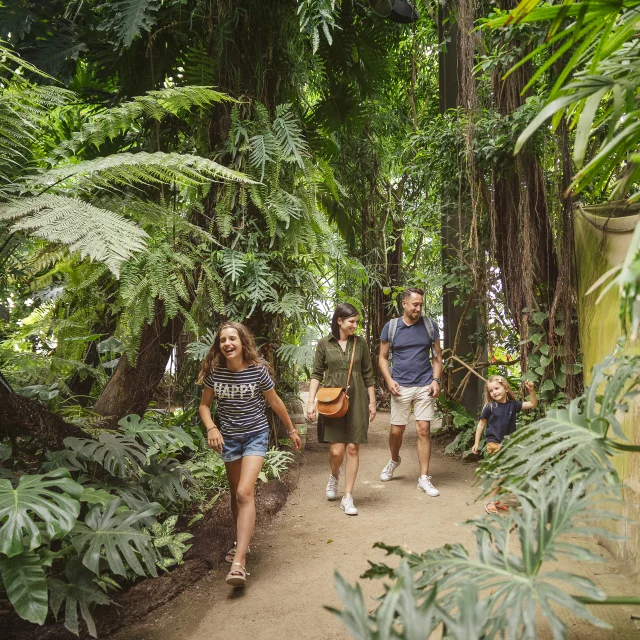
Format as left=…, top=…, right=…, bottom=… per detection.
left=226, top=562, right=249, bottom=586
left=494, top=501, right=510, bottom=512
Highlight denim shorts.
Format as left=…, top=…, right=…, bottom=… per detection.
left=221, top=429, right=269, bottom=462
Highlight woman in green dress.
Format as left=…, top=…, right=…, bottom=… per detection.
left=306, top=303, right=376, bottom=516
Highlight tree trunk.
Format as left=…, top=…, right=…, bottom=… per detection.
left=0, top=371, right=85, bottom=448
left=93, top=300, right=184, bottom=426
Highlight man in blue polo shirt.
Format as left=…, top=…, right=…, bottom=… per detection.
left=378, top=288, right=443, bottom=496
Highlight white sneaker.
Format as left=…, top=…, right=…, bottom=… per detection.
left=417, top=475, right=440, bottom=497
left=341, top=493, right=358, bottom=516
left=326, top=474, right=339, bottom=500
left=380, top=457, right=401, bottom=481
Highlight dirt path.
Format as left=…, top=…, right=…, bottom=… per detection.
left=120, top=414, right=639, bottom=640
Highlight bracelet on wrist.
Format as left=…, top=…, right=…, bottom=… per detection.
left=286, top=429, right=298, bottom=436
left=206, top=426, right=218, bottom=433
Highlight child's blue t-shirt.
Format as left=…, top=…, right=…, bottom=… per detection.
left=480, top=400, right=523, bottom=444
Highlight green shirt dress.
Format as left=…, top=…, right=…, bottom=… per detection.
left=311, top=335, right=375, bottom=444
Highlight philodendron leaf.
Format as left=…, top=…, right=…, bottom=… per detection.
left=141, top=456, right=192, bottom=503
left=118, top=414, right=196, bottom=452
left=64, top=433, right=147, bottom=477
left=0, top=468, right=82, bottom=557
left=49, top=558, right=111, bottom=638
left=0, top=441, right=11, bottom=462
left=71, top=499, right=163, bottom=577
left=0, top=550, right=48, bottom=624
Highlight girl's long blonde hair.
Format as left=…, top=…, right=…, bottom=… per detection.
left=483, top=375, right=518, bottom=409
left=196, top=322, right=264, bottom=383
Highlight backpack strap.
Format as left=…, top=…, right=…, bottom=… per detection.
left=422, top=316, right=439, bottom=360
left=387, top=318, right=399, bottom=361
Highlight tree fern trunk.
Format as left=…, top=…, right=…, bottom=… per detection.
left=93, top=300, right=184, bottom=426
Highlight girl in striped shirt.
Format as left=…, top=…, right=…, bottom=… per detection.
left=198, top=322, right=301, bottom=586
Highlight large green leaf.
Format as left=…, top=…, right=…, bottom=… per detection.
left=64, top=433, right=147, bottom=478
left=0, top=551, right=48, bottom=624
left=480, top=351, right=640, bottom=489
left=0, top=468, right=82, bottom=557
left=118, top=414, right=196, bottom=453
left=71, top=499, right=162, bottom=577
left=141, top=456, right=192, bottom=504
left=341, top=467, right=615, bottom=640
left=97, top=0, right=159, bottom=48
left=49, top=558, right=111, bottom=638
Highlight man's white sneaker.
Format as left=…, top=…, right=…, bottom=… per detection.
left=326, top=474, right=339, bottom=500
left=341, top=493, right=358, bottom=516
left=417, top=475, right=440, bottom=497
left=380, top=457, right=401, bottom=481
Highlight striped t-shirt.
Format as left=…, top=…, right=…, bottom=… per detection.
left=203, top=364, right=274, bottom=437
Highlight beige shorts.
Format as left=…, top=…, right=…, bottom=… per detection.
left=486, top=442, right=502, bottom=455
left=390, top=385, right=436, bottom=425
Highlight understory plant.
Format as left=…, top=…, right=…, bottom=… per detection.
left=329, top=347, right=640, bottom=639
left=0, top=410, right=294, bottom=636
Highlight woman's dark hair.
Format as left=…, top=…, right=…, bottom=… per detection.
left=331, top=303, right=359, bottom=339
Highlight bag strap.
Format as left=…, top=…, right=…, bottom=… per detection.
left=346, top=336, right=357, bottom=388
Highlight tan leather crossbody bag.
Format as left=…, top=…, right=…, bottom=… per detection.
left=315, top=337, right=357, bottom=418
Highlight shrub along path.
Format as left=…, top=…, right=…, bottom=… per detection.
left=119, top=413, right=639, bottom=640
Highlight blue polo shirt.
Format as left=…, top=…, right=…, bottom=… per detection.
left=380, top=317, right=440, bottom=387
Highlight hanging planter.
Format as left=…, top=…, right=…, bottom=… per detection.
left=368, top=0, right=419, bottom=24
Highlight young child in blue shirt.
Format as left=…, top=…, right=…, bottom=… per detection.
left=472, top=375, right=538, bottom=514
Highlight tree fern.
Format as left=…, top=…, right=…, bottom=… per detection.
left=0, top=195, right=148, bottom=276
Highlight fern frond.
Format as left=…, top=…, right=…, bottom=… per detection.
left=182, top=45, right=216, bottom=87
left=273, top=104, right=308, bottom=167
left=0, top=195, right=148, bottom=276
left=249, top=132, right=279, bottom=182
left=53, top=87, right=233, bottom=157
left=29, top=152, right=253, bottom=194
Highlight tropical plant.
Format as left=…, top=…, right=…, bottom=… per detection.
left=330, top=335, right=640, bottom=638
left=149, top=515, right=193, bottom=569
left=480, top=348, right=640, bottom=492
left=331, top=465, right=620, bottom=639
left=487, top=1, right=640, bottom=201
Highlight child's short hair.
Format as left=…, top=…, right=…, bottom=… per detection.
left=483, top=375, right=518, bottom=409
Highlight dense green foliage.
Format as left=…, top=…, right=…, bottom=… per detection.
left=2, top=0, right=640, bottom=636
left=329, top=2, right=640, bottom=638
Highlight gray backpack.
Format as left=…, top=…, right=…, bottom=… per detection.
left=388, top=316, right=439, bottom=361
